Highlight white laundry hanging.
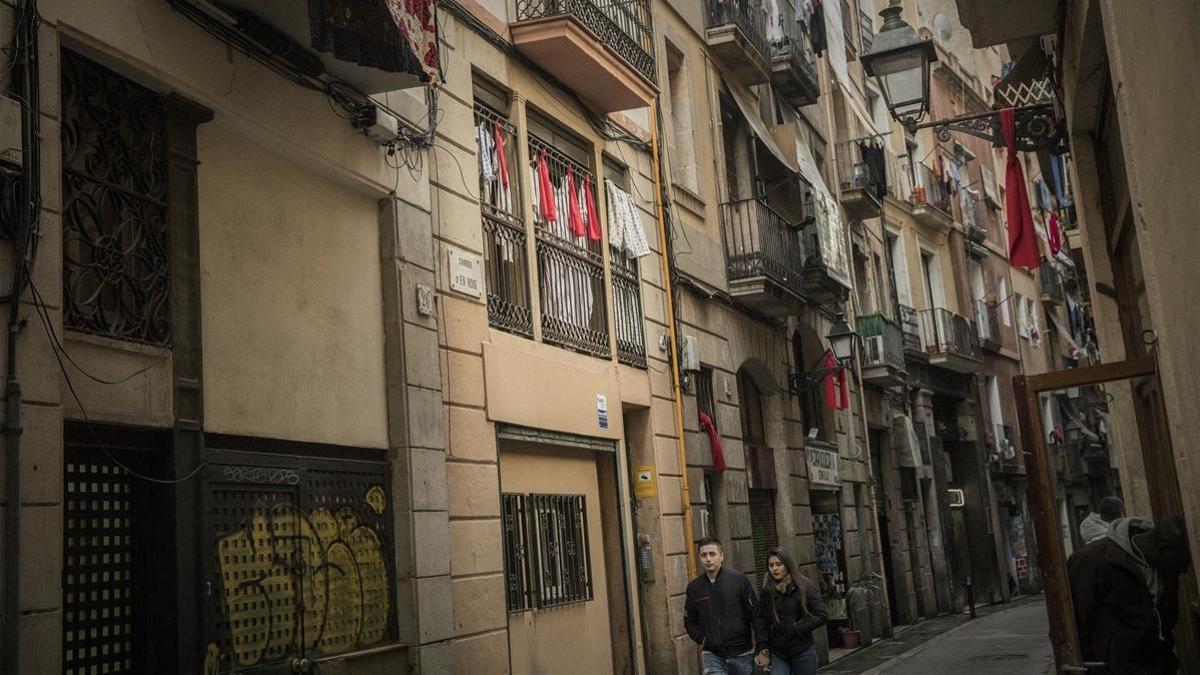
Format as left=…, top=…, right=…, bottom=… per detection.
left=532, top=165, right=596, bottom=332
left=476, top=122, right=497, bottom=183
left=605, top=179, right=651, bottom=259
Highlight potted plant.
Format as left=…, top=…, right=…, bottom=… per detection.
left=842, top=572, right=883, bottom=650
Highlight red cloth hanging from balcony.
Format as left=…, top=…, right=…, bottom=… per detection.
left=699, top=411, right=726, bottom=472
left=382, top=0, right=440, bottom=81
left=308, top=0, right=440, bottom=82
left=537, top=150, right=556, bottom=221
left=1048, top=211, right=1062, bottom=255
left=493, top=122, right=509, bottom=189
left=1001, top=107, right=1041, bottom=270
left=584, top=175, right=601, bottom=241
left=822, top=350, right=849, bottom=410
left=567, top=166, right=586, bottom=237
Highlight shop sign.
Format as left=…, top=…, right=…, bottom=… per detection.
left=807, top=447, right=840, bottom=488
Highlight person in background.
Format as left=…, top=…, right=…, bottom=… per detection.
left=754, top=547, right=827, bottom=675
left=1078, top=496, right=1125, bottom=544
left=1068, top=515, right=1191, bottom=673
left=684, top=537, right=765, bottom=675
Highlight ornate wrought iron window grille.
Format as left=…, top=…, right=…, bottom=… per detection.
left=475, top=102, right=534, bottom=338
left=61, top=50, right=172, bottom=345
left=530, top=133, right=611, bottom=359
left=611, top=249, right=646, bottom=368
left=515, top=0, right=656, bottom=85
left=501, top=493, right=594, bottom=612
left=721, top=196, right=806, bottom=297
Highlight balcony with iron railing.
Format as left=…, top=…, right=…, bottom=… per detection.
left=909, top=163, right=952, bottom=232
left=836, top=141, right=883, bottom=220
left=512, top=0, right=656, bottom=112
left=960, top=190, right=986, bottom=242
left=975, top=299, right=1001, bottom=353
left=1039, top=264, right=1064, bottom=306
left=798, top=192, right=852, bottom=304
left=721, top=196, right=806, bottom=316
left=768, top=12, right=819, bottom=107
left=705, top=0, right=772, bottom=85
left=858, top=313, right=906, bottom=386
left=529, top=134, right=611, bottom=358
left=478, top=103, right=534, bottom=338
left=911, top=307, right=982, bottom=373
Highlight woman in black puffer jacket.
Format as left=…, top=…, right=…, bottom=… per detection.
left=752, top=547, right=828, bottom=675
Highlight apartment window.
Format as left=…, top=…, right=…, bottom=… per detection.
left=872, top=253, right=887, bottom=317
left=665, top=42, right=699, bottom=193
left=475, top=82, right=532, bottom=338
left=700, top=473, right=718, bottom=539
left=793, top=330, right=829, bottom=441
left=501, top=493, right=594, bottom=612
left=737, top=368, right=766, bottom=447
left=62, top=50, right=171, bottom=345
left=528, top=111, right=610, bottom=358
left=853, top=246, right=871, bottom=314
left=999, top=278, right=1011, bottom=326
left=1016, top=292, right=1028, bottom=337
left=697, top=366, right=717, bottom=422
left=605, top=156, right=648, bottom=368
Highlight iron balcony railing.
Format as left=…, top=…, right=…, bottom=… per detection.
left=858, top=8, right=874, bottom=53
left=516, top=0, right=656, bottom=84
left=705, top=0, right=771, bottom=64
left=975, top=299, right=1000, bottom=349
left=771, top=10, right=818, bottom=88
left=913, top=162, right=952, bottom=215
left=858, top=313, right=905, bottom=373
left=477, top=103, right=534, bottom=338
left=898, top=304, right=922, bottom=351
left=914, top=307, right=981, bottom=360
left=1039, top=264, right=1064, bottom=300
left=611, top=250, right=647, bottom=368
left=836, top=140, right=885, bottom=197
left=721, top=196, right=806, bottom=297
left=530, top=133, right=611, bottom=359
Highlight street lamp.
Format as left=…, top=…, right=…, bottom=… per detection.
left=861, top=5, right=1061, bottom=152
left=861, top=6, right=937, bottom=128
left=826, top=313, right=858, bottom=366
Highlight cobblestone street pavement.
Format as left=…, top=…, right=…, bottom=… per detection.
left=820, top=597, right=1053, bottom=674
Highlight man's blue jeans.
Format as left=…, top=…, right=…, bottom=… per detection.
left=769, top=647, right=817, bottom=675
left=701, top=649, right=754, bottom=675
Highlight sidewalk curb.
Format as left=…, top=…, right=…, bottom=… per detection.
left=855, top=597, right=1045, bottom=675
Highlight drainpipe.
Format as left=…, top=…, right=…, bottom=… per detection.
left=4, top=3, right=39, bottom=673
left=649, top=100, right=696, bottom=578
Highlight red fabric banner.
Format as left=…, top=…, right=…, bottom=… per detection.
left=1001, top=108, right=1041, bottom=269
left=537, top=150, right=556, bottom=222
left=584, top=175, right=601, bottom=241
left=1048, top=212, right=1062, bottom=255
left=493, top=122, right=508, bottom=189
left=699, top=411, right=726, bottom=472
left=567, top=166, right=585, bottom=237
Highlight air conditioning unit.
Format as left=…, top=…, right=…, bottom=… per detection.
left=680, top=334, right=700, bottom=372
left=863, top=335, right=883, bottom=365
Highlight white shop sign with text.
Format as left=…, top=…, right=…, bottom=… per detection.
left=807, top=446, right=840, bottom=488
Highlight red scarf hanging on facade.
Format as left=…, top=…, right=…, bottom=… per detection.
left=822, top=350, right=849, bottom=410
left=567, top=166, right=586, bottom=237
left=1048, top=212, right=1062, bottom=255
left=493, top=122, right=509, bottom=189
left=1001, top=108, right=1041, bottom=269
left=699, top=411, right=726, bottom=472
left=537, top=150, right=556, bottom=222
left=584, top=175, right=601, bottom=241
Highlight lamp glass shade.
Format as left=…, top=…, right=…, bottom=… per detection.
left=874, top=49, right=929, bottom=118
left=827, top=315, right=857, bottom=363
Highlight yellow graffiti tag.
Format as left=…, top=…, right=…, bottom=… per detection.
left=214, top=497, right=390, bottom=666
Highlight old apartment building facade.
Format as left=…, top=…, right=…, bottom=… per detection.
left=0, top=0, right=1119, bottom=673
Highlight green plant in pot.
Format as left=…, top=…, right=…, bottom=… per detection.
left=842, top=572, right=883, bottom=649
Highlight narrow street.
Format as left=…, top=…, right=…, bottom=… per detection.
left=860, top=601, right=1053, bottom=674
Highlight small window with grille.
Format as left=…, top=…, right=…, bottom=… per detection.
left=501, top=493, right=593, bottom=612
left=696, top=366, right=716, bottom=423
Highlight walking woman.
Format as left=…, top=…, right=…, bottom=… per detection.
left=753, top=547, right=827, bottom=675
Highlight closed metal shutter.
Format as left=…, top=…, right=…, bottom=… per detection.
left=749, top=489, right=778, bottom=582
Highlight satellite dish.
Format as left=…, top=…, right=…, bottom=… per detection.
left=934, top=12, right=954, bottom=42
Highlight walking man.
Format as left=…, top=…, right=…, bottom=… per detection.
left=685, top=537, right=765, bottom=674
left=1068, top=515, right=1191, bottom=673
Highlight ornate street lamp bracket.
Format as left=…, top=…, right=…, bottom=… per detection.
left=901, top=102, right=1061, bottom=152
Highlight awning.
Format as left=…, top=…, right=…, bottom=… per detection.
left=717, top=66, right=797, bottom=173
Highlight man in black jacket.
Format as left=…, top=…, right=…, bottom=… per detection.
left=1067, top=515, right=1191, bottom=673
left=684, top=537, right=765, bottom=674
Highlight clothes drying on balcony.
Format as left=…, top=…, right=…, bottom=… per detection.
left=605, top=179, right=651, bottom=259
left=309, top=0, right=440, bottom=83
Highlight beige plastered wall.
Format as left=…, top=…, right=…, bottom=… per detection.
left=434, top=7, right=670, bottom=672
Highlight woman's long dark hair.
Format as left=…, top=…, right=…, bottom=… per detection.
left=761, top=547, right=810, bottom=624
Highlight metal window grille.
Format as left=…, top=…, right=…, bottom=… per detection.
left=61, top=50, right=171, bottom=345
left=500, top=493, right=593, bottom=612
left=475, top=102, right=533, bottom=337
left=721, top=196, right=806, bottom=297
left=749, top=489, right=778, bottom=581
left=63, top=450, right=140, bottom=675
left=530, top=133, right=611, bottom=358
left=205, top=453, right=397, bottom=671
left=858, top=9, right=874, bottom=53
left=611, top=247, right=646, bottom=368
left=696, top=367, right=716, bottom=421
left=515, top=0, right=656, bottom=84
